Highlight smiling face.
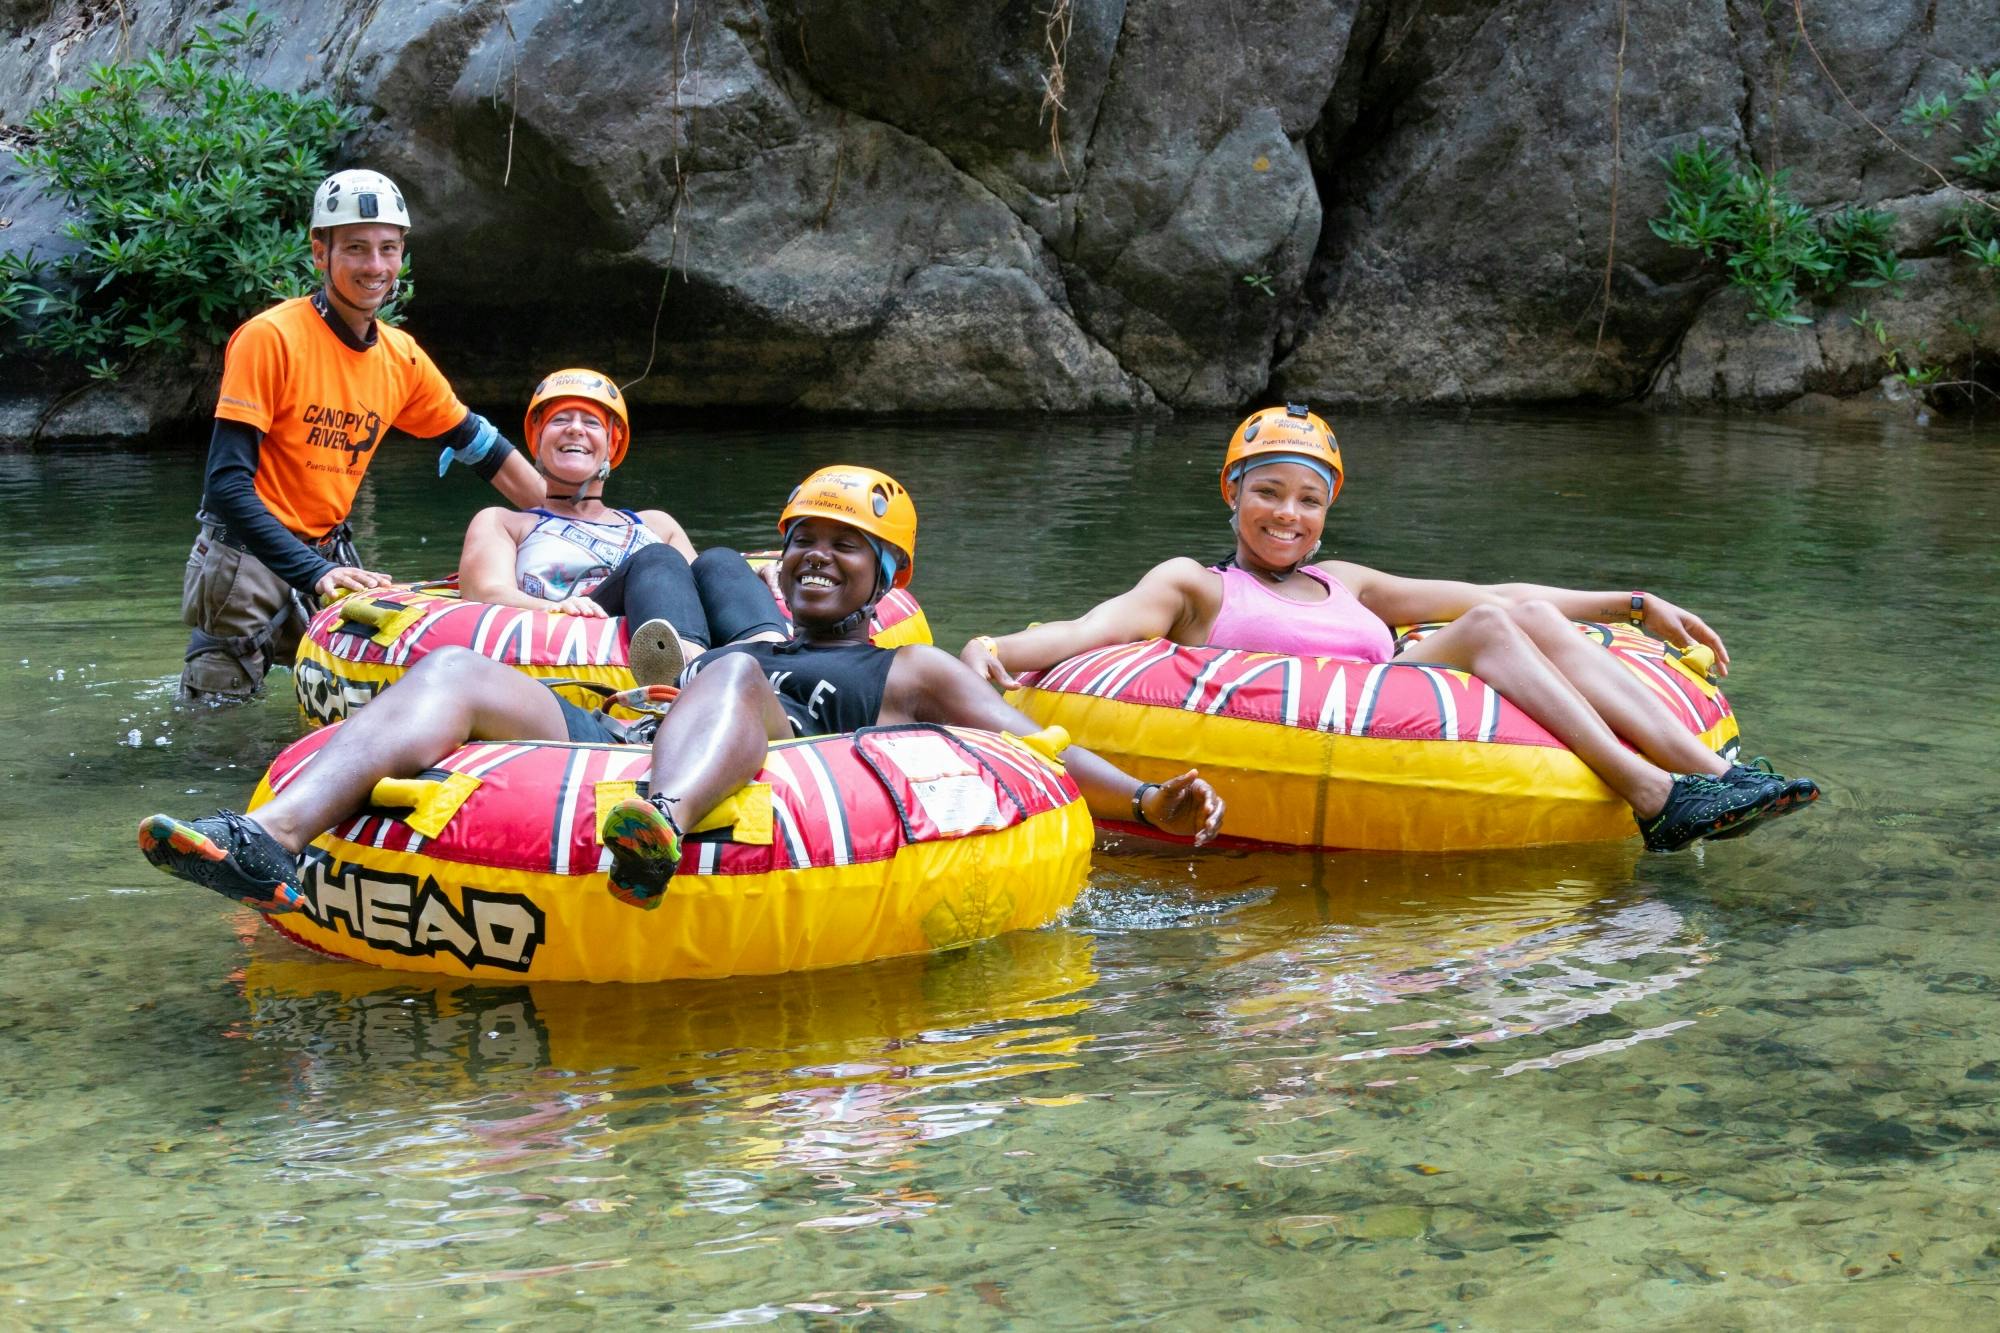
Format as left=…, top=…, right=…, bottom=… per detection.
left=1229, top=461, right=1330, bottom=569
left=311, top=222, right=406, bottom=329
left=534, top=403, right=613, bottom=485
left=779, top=515, right=881, bottom=632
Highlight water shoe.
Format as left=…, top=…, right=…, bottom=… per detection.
left=1638, top=773, right=1769, bottom=852
left=1706, top=758, right=1821, bottom=839
left=138, top=810, right=304, bottom=912
left=602, top=794, right=684, bottom=909
left=627, top=619, right=689, bottom=688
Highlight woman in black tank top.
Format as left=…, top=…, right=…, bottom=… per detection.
left=699, top=638, right=896, bottom=737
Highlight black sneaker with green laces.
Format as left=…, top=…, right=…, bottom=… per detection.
left=1706, top=758, right=1820, bottom=839
left=138, top=810, right=304, bottom=912
left=1638, top=773, right=1771, bottom=852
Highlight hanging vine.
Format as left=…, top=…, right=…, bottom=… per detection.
left=1789, top=0, right=1998, bottom=219
left=630, top=0, right=697, bottom=390
left=1592, top=0, right=1628, bottom=359
left=1039, top=0, right=1073, bottom=174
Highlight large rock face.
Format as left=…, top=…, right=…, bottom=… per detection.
left=0, top=0, right=1993, bottom=441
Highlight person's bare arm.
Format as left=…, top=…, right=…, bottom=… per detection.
left=959, top=558, right=1218, bottom=689
left=889, top=646, right=1224, bottom=842
left=637, top=509, right=699, bottom=562
left=489, top=450, right=547, bottom=509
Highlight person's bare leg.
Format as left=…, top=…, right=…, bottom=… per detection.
left=1506, top=600, right=1730, bottom=777
left=141, top=647, right=571, bottom=908
left=1396, top=605, right=1673, bottom=816
left=253, top=647, right=569, bottom=852
left=646, top=652, right=793, bottom=833
left=603, top=652, right=792, bottom=907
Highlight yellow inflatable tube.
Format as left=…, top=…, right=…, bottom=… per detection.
left=1009, top=623, right=1738, bottom=851
left=295, top=558, right=931, bottom=727
left=250, top=722, right=1092, bottom=982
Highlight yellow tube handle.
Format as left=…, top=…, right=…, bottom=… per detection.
left=337, top=595, right=398, bottom=627
left=1010, top=725, right=1072, bottom=771
left=1677, top=643, right=1717, bottom=675
left=1661, top=642, right=1721, bottom=694
left=366, top=772, right=482, bottom=838
left=369, top=777, right=432, bottom=808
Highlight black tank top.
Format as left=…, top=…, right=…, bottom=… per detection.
left=707, top=638, right=897, bottom=737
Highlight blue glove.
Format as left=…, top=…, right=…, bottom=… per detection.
left=437, top=414, right=502, bottom=476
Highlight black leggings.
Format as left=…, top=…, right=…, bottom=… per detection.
left=587, top=545, right=785, bottom=648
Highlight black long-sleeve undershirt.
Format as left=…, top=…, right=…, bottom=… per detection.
left=199, top=413, right=515, bottom=595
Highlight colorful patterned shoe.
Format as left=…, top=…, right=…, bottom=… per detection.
left=627, top=619, right=690, bottom=688
left=602, top=794, right=684, bottom=909
left=138, top=810, right=304, bottom=912
left=1706, top=758, right=1821, bottom=839
left=1637, top=773, right=1769, bottom=852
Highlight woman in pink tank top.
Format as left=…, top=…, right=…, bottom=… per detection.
left=958, top=405, right=1817, bottom=854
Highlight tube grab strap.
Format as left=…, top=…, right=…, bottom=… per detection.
left=1663, top=642, right=1721, bottom=693
left=1003, top=725, right=1071, bottom=772
left=334, top=593, right=427, bottom=646
left=366, top=772, right=483, bottom=838
left=593, top=780, right=774, bottom=847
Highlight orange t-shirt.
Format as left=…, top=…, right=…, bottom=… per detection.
left=213, top=296, right=466, bottom=538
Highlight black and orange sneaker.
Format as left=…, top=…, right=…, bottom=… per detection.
left=602, top=794, right=684, bottom=909
left=138, top=810, right=304, bottom=912
left=1638, top=773, right=1770, bottom=852
left=1707, top=758, right=1821, bottom=839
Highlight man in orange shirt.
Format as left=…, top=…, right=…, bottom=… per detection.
left=181, top=168, right=545, bottom=702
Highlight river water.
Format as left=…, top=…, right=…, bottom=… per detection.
left=2, top=410, right=1995, bottom=1327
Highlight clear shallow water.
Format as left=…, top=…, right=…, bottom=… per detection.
left=2, top=410, right=1996, bottom=1327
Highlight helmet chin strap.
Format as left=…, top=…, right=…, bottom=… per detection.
left=813, top=600, right=878, bottom=639
left=538, top=457, right=610, bottom=505
left=574, top=461, right=610, bottom=504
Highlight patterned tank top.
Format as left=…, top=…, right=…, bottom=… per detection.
left=1205, top=563, right=1396, bottom=663
left=515, top=508, right=660, bottom=601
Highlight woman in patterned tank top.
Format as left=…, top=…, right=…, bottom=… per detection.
left=958, top=405, right=1818, bottom=853
left=456, top=369, right=784, bottom=685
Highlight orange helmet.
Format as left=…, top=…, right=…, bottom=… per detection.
left=523, top=368, right=630, bottom=468
left=1220, top=403, right=1343, bottom=504
left=778, top=465, right=918, bottom=589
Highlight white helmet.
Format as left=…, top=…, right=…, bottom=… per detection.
left=311, top=169, right=411, bottom=231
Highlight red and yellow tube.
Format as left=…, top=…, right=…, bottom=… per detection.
left=1009, top=623, right=1737, bottom=851
left=249, top=721, right=1091, bottom=983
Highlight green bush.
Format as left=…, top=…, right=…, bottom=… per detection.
left=0, top=10, right=361, bottom=379
left=1649, top=139, right=1902, bottom=326
left=1899, top=66, right=2000, bottom=185
left=1899, top=67, right=2000, bottom=273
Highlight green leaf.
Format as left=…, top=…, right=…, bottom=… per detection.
left=1900, top=90, right=1956, bottom=138
left=0, top=12, right=367, bottom=372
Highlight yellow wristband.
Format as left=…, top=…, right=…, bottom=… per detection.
left=973, top=635, right=1001, bottom=659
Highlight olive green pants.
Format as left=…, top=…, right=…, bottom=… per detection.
left=179, top=532, right=313, bottom=703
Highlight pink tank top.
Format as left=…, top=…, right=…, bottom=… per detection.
left=1205, top=564, right=1395, bottom=663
